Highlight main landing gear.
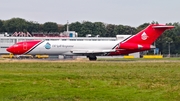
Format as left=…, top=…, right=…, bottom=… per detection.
left=87, top=55, right=97, bottom=61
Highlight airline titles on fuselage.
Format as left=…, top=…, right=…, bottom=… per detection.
left=44, top=42, right=74, bottom=49
left=52, top=44, right=74, bottom=48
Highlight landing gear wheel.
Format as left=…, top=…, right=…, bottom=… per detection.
left=88, top=56, right=97, bottom=61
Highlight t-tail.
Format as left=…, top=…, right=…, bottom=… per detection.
left=118, top=24, right=174, bottom=51
left=123, top=24, right=174, bottom=44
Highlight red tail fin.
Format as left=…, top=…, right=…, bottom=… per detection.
left=110, top=24, right=174, bottom=55
left=122, top=24, right=174, bottom=45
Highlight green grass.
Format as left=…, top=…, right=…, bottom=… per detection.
left=97, top=57, right=180, bottom=61
left=0, top=61, right=180, bottom=101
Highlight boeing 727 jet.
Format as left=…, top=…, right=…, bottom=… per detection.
left=6, top=24, right=174, bottom=60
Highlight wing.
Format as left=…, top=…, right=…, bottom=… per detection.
left=70, top=49, right=116, bottom=55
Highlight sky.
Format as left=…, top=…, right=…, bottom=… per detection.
left=0, top=0, right=179, bottom=27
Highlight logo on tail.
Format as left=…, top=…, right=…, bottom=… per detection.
left=141, top=32, right=148, bottom=40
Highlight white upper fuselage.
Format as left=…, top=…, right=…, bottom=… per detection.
left=28, top=41, right=120, bottom=55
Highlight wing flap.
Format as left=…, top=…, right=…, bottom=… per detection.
left=71, top=49, right=116, bottom=54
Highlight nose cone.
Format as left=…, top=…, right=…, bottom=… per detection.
left=6, top=46, right=13, bottom=53
left=6, top=44, right=24, bottom=55
left=6, top=40, right=42, bottom=55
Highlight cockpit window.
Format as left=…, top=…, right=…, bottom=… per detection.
left=13, top=44, right=19, bottom=47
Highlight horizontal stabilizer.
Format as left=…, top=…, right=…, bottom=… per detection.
left=153, top=25, right=174, bottom=29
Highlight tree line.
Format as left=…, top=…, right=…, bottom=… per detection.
left=0, top=18, right=138, bottom=37
left=0, top=18, right=180, bottom=55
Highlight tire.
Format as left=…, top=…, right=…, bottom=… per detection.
left=88, top=55, right=97, bottom=61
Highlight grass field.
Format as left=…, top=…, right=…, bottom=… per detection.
left=0, top=59, right=180, bottom=101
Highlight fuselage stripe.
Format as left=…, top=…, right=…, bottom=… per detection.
left=121, top=35, right=133, bottom=43
left=24, top=40, right=44, bottom=54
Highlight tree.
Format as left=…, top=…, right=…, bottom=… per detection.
left=27, top=21, right=40, bottom=33
left=0, top=20, right=4, bottom=32
left=105, top=24, right=116, bottom=37
left=57, top=24, right=64, bottom=32
left=80, top=21, right=94, bottom=37
left=123, top=26, right=137, bottom=35
left=3, top=18, right=28, bottom=32
left=69, top=22, right=82, bottom=33
left=113, top=25, right=126, bottom=35
left=93, top=22, right=106, bottom=37
left=43, top=22, right=58, bottom=33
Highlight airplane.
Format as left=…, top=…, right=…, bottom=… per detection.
left=6, top=24, right=174, bottom=61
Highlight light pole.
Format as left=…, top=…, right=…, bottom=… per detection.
left=166, top=41, right=173, bottom=57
